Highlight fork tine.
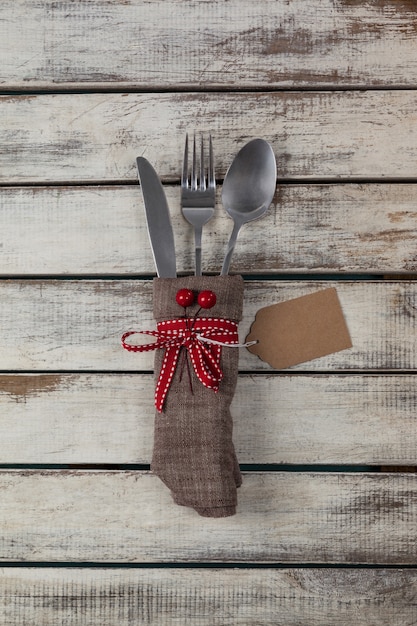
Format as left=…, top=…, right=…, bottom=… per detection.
left=182, top=133, right=189, bottom=188
left=208, top=134, right=215, bottom=189
left=191, top=134, right=197, bottom=190
left=180, top=133, right=216, bottom=275
left=200, top=135, right=206, bottom=190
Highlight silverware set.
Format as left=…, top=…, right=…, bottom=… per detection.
left=181, top=134, right=215, bottom=276
left=136, top=135, right=277, bottom=277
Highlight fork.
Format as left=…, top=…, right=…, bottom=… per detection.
left=181, top=133, right=215, bottom=276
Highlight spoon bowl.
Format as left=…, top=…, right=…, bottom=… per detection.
left=220, top=138, right=276, bottom=275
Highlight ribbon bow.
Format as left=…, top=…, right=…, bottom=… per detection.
left=122, top=317, right=242, bottom=412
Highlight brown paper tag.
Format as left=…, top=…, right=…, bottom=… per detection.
left=245, top=287, right=352, bottom=369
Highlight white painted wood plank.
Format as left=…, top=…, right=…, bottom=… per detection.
left=1, top=92, right=417, bottom=183
left=1, top=0, right=417, bottom=89
left=1, top=184, right=417, bottom=275
left=1, top=567, right=416, bottom=626
left=0, top=470, right=415, bottom=563
left=0, top=280, right=414, bottom=371
left=1, top=373, right=416, bottom=466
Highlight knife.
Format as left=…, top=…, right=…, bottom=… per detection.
left=136, top=156, right=177, bottom=278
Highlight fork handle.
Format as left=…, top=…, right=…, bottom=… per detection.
left=194, top=226, right=203, bottom=276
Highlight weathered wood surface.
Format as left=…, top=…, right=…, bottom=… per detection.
left=2, top=1, right=417, bottom=622
left=2, top=184, right=417, bottom=275
left=0, top=279, right=415, bottom=371
left=1, top=373, right=417, bottom=466
left=2, top=0, right=417, bottom=89
left=0, top=470, right=416, bottom=563
left=1, top=91, right=417, bottom=183
left=1, top=567, right=416, bottom=626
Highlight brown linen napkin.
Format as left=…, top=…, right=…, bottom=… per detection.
left=152, top=275, right=244, bottom=517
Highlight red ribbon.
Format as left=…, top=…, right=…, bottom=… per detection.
left=121, top=317, right=239, bottom=412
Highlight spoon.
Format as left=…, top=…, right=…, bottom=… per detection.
left=220, top=138, right=277, bottom=275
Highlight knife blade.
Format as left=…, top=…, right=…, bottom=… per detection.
left=136, top=157, right=177, bottom=278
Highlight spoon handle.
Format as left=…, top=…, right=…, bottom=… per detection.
left=220, top=222, right=241, bottom=275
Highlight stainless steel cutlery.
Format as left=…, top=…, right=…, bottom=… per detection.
left=181, top=134, right=215, bottom=276
left=136, top=156, right=177, bottom=278
left=220, top=139, right=276, bottom=275
left=136, top=136, right=275, bottom=276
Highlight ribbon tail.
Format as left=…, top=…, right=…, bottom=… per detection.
left=155, top=344, right=181, bottom=412
left=189, top=342, right=223, bottom=391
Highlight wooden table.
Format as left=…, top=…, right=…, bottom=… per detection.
left=1, top=1, right=417, bottom=623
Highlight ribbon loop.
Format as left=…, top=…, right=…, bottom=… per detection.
left=122, top=317, right=240, bottom=412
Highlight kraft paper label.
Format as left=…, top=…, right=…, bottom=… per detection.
left=245, top=287, right=352, bottom=369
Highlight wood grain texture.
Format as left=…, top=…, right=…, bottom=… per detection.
left=2, top=0, right=416, bottom=616
left=2, top=184, right=417, bottom=275
left=1, top=0, right=417, bottom=89
left=0, top=279, right=415, bottom=371
left=1, top=567, right=416, bottom=626
left=1, top=91, right=417, bottom=183
left=1, top=373, right=417, bottom=465
left=0, top=470, right=416, bottom=563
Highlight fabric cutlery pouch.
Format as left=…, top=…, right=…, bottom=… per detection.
left=152, top=274, right=244, bottom=517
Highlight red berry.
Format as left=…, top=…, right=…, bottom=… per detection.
left=197, top=290, right=217, bottom=309
left=176, top=288, right=195, bottom=308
